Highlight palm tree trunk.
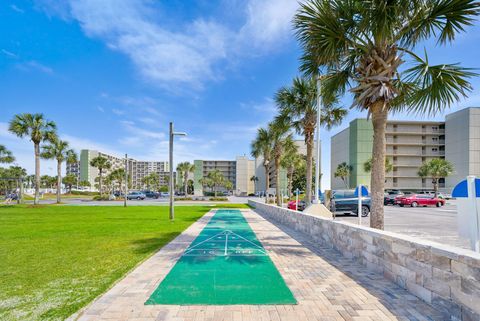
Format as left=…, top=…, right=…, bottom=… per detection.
left=305, top=132, right=313, bottom=206
left=264, top=164, right=270, bottom=203
left=370, top=104, right=388, bottom=230
left=56, top=159, right=62, bottom=204
left=288, top=168, right=293, bottom=198
left=275, top=157, right=281, bottom=206
left=99, top=170, right=103, bottom=197
left=433, top=178, right=438, bottom=198
left=34, top=143, right=40, bottom=205
left=184, top=173, right=188, bottom=197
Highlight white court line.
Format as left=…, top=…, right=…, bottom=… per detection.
left=184, top=231, right=228, bottom=254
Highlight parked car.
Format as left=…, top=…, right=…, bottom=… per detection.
left=329, top=190, right=370, bottom=217
left=127, top=191, right=146, bottom=200
left=160, top=192, right=170, bottom=197
left=142, top=191, right=159, bottom=199
left=394, top=194, right=445, bottom=207
left=287, top=200, right=306, bottom=211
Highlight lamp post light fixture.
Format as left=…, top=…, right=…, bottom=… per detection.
left=169, top=122, right=187, bottom=221
left=313, top=76, right=322, bottom=204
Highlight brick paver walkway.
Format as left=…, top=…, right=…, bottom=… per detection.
left=74, top=209, right=446, bottom=321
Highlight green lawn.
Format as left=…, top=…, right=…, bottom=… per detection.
left=0, top=204, right=248, bottom=321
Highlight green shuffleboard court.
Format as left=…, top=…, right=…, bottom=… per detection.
left=145, top=209, right=296, bottom=305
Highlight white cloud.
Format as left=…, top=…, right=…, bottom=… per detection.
left=97, top=106, right=105, bottom=113
left=10, top=4, right=25, bottom=13
left=111, top=108, right=125, bottom=115
left=16, top=60, right=54, bottom=74
left=35, top=0, right=298, bottom=90
left=1, top=49, right=19, bottom=58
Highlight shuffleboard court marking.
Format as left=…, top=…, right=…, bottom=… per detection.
left=183, top=229, right=267, bottom=257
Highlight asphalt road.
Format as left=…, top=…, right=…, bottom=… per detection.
left=334, top=200, right=471, bottom=250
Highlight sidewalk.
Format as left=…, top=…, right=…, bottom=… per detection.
left=74, top=209, right=446, bottom=321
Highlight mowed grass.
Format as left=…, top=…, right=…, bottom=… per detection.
left=0, top=204, right=247, bottom=320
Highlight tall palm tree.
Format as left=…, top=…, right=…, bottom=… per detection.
left=206, top=169, right=225, bottom=197
left=295, top=0, right=478, bottom=229
left=276, top=76, right=347, bottom=205
left=0, top=145, right=15, bottom=164
left=418, top=158, right=454, bottom=197
left=90, top=156, right=111, bottom=197
left=269, top=119, right=294, bottom=206
left=334, top=162, right=352, bottom=188
left=177, top=162, right=195, bottom=196
left=280, top=142, right=303, bottom=197
left=109, top=168, right=126, bottom=193
left=250, top=175, right=259, bottom=194
left=41, top=137, right=76, bottom=203
left=364, top=157, right=394, bottom=174
left=251, top=127, right=274, bottom=202
left=9, top=113, right=56, bottom=204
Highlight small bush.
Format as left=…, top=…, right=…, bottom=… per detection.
left=70, top=190, right=99, bottom=196
left=93, top=195, right=110, bottom=201
left=175, top=197, right=193, bottom=201
left=209, top=197, right=228, bottom=201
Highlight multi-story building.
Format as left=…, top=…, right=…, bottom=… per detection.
left=193, top=160, right=236, bottom=196
left=235, top=155, right=255, bottom=196
left=330, top=107, right=480, bottom=191
left=71, top=149, right=168, bottom=191
left=254, top=140, right=319, bottom=195
left=66, top=161, right=80, bottom=183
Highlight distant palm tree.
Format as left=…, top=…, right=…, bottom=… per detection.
left=280, top=142, right=303, bottom=197
left=9, top=113, right=56, bottom=204
left=0, top=145, right=15, bottom=164
left=276, top=76, right=346, bottom=205
left=295, top=0, right=478, bottom=229
left=62, top=174, right=77, bottom=193
left=206, top=170, right=225, bottom=197
left=109, top=168, right=126, bottom=193
left=90, top=156, right=111, bottom=196
left=269, top=118, right=294, bottom=206
left=418, top=158, right=454, bottom=197
left=364, top=157, right=393, bottom=174
left=251, top=127, right=273, bottom=202
left=250, top=175, right=259, bottom=194
left=334, top=162, right=352, bottom=188
left=41, top=137, right=76, bottom=203
left=177, top=162, right=195, bottom=196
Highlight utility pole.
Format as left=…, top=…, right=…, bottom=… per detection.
left=169, top=122, right=187, bottom=221
left=124, top=153, right=128, bottom=208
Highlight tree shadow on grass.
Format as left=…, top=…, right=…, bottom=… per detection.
left=130, top=232, right=181, bottom=254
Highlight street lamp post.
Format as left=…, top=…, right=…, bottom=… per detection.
left=124, top=153, right=128, bottom=208
left=313, top=77, right=322, bottom=203
left=169, top=122, right=187, bottom=221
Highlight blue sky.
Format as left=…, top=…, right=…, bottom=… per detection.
left=1, top=1, right=480, bottom=189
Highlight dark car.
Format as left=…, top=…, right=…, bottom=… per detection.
left=142, top=191, right=160, bottom=199
left=395, top=194, right=445, bottom=207
left=329, top=190, right=370, bottom=217
left=287, top=200, right=306, bottom=211
left=127, top=191, right=146, bottom=200
left=384, top=192, right=405, bottom=205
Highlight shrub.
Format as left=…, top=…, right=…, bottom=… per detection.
left=175, top=197, right=193, bottom=201
left=70, top=190, right=99, bottom=196
left=209, top=197, right=228, bottom=201
left=93, top=195, right=110, bottom=201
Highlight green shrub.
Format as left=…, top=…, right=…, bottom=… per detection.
left=209, top=197, right=228, bottom=201
left=70, top=190, right=99, bottom=196
left=92, top=195, right=110, bottom=201
left=175, top=197, right=193, bottom=201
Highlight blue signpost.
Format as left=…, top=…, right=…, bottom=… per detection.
left=452, top=176, right=480, bottom=252
left=354, top=185, right=369, bottom=225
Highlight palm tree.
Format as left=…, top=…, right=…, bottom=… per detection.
left=251, top=127, right=274, bottom=202
left=0, top=145, right=15, bottom=164
left=418, top=158, right=454, bottom=197
left=269, top=119, right=294, bottom=206
left=89, top=156, right=111, bottom=196
left=177, top=162, right=195, bottom=196
left=364, top=157, right=394, bottom=174
left=206, top=170, right=225, bottom=197
left=250, top=175, right=259, bottom=194
left=295, top=0, right=478, bottom=229
left=109, top=168, right=126, bottom=193
left=8, top=113, right=56, bottom=204
left=62, top=174, right=77, bottom=193
left=40, top=137, right=76, bottom=203
left=276, top=76, right=347, bottom=205
left=280, top=142, right=303, bottom=197
left=334, top=162, right=352, bottom=188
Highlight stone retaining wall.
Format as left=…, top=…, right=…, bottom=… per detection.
left=249, top=200, right=480, bottom=321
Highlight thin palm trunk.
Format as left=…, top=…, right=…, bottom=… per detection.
left=288, top=168, right=293, bottom=198
left=370, top=104, right=388, bottom=229
left=305, top=133, right=313, bottom=205
left=433, top=178, right=438, bottom=198
left=184, top=173, right=188, bottom=197
left=34, top=143, right=40, bottom=205
left=275, top=157, right=281, bottom=206
left=56, top=159, right=61, bottom=204
left=264, top=164, right=269, bottom=203
left=99, top=170, right=103, bottom=197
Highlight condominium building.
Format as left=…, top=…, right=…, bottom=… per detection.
left=66, top=161, right=80, bottom=182
left=235, top=155, right=255, bottom=196
left=254, top=140, right=319, bottom=195
left=330, top=107, right=480, bottom=191
left=193, top=159, right=236, bottom=196
left=72, top=149, right=168, bottom=190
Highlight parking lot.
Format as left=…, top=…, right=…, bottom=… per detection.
left=335, top=200, right=471, bottom=249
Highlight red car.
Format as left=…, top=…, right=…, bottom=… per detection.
left=287, top=200, right=306, bottom=211
left=394, top=194, right=445, bottom=207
